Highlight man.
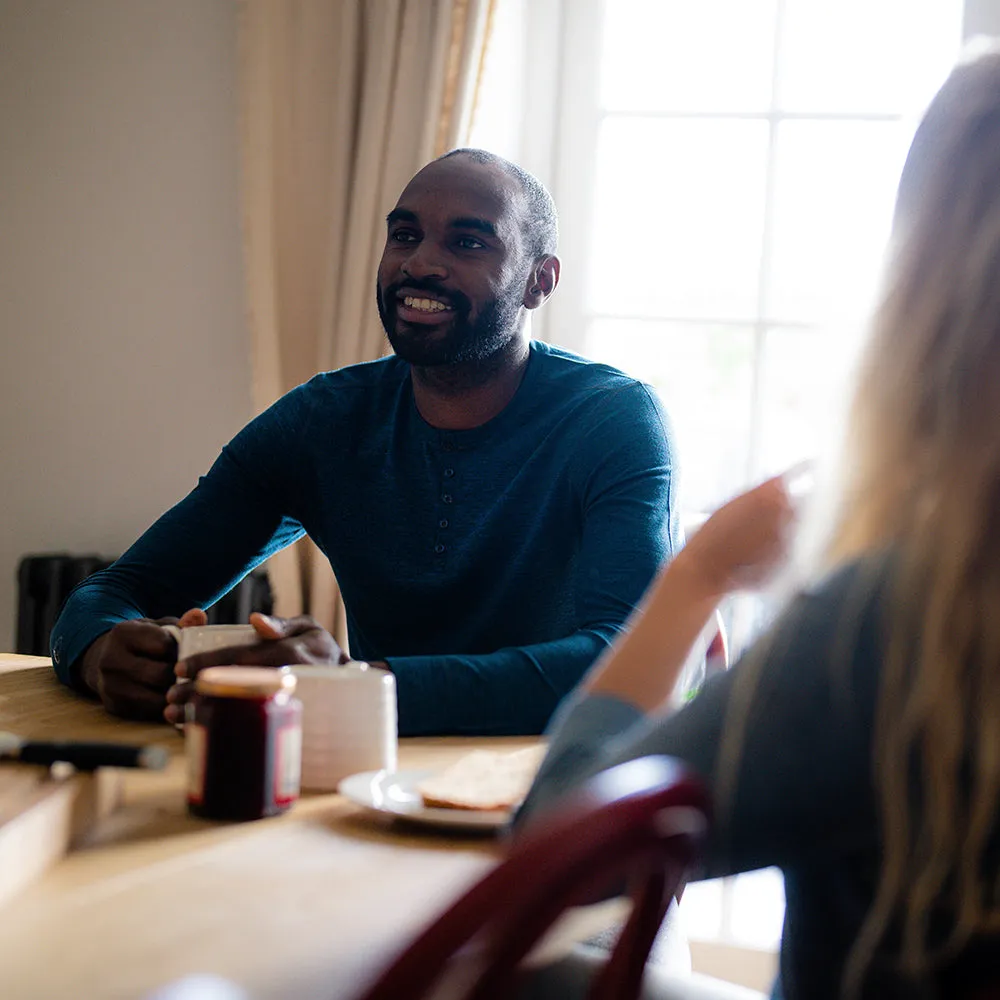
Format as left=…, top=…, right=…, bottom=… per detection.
left=51, top=149, right=680, bottom=736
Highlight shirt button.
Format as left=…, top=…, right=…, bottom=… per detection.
left=444, top=468, right=455, bottom=478
left=434, top=543, right=446, bottom=554
left=442, top=494, right=453, bottom=503
left=439, top=519, right=449, bottom=529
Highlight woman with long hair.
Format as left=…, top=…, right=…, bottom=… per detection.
left=518, top=43, right=1000, bottom=1000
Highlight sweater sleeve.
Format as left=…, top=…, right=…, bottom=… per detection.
left=50, top=388, right=313, bottom=687
left=385, top=383, right=681, bottom=736
left=517, top=559, right=886, bottom=877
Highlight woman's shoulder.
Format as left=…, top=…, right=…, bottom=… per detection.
left=788, top=549, right=898, bottom=635
left=751, top=550, right=899, bottom=713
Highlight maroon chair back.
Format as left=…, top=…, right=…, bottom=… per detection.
left=354, top=755, right=710, bottom=1000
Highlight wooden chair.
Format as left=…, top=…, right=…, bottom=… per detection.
left=354, top=755, right=710, bottom=1000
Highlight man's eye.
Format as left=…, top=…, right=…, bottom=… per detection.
left=391, top=230, right=418, bottom=243
left=456, top=236, right=485, bottom=250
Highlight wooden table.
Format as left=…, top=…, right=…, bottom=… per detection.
left=0, top=656, right=619, bottom=999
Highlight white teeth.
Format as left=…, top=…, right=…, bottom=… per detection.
left=403, top=296, right=449, bottom=312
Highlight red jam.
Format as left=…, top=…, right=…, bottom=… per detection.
left=186, top=666, right=302, bottom=821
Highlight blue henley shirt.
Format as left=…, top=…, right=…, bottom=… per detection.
left=51, top=341, right=679, bottom=735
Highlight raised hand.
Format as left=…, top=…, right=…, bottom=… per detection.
left=681, top=473, right=798, bottom=599
left=583, top=471, right=802, bottom=712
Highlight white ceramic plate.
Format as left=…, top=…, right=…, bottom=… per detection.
left=338, top=769, right=512, bottom=832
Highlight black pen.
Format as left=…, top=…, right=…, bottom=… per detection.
left=0, top=732, right=169, bottom=771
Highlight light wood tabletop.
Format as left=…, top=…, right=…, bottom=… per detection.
left=0, top=655, right=620, bottom=1000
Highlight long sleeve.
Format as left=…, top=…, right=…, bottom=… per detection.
left=385, top=383, right=680, bottom=736
left=50, top=389, right=313, bottom=686
left=51, top=346, right=683, bottom=738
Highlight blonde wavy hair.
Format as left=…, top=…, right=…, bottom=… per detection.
left=819, top=41, right=1000, bottom=993
left=713, top=42, right=1000, bottom=997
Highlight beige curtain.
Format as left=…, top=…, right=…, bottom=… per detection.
left=238, top=0, right=495, bottom=647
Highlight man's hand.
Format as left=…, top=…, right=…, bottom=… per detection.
left=81, top=608, right=207, bottom=721
left=163, top=613, right=349, bottom=724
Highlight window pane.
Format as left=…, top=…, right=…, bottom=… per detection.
left=585, top=319, right=755, bottom=513
left=678, top=878, right=726, bottom=940
left=589, top=118, right=768, bottom=321
left=778, top=0, right=962, bottom=114
left=766, top=120, right=909, bottom=324
left=467, top=0, right=526, bottom=160
left=730, top=868, right=786, bottom=947
left=756, top=327, right=859, bottom=478
left=600, top=0, right=777, bottom=113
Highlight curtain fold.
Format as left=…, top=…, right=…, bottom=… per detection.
left=238, top=0, right=495, bottom=646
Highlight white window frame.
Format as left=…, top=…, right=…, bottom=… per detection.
left=475, top=0, right=1000, bottom=958
left=518, top=0, right=1000, bottom=356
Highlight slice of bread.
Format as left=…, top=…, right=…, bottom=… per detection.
left=418, top=745, right=547, bottom=812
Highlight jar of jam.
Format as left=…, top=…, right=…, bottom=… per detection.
left=185, top=666, right=302, bottom=821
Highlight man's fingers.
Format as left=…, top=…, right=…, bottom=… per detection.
left=115, top=620, right=178, bottom=660
left=165, top=680, right=196, bottom=705
left=177, top=643, right=289, bottom=678
left=99, top=649, right=175, bottom=692
left=101, top=669, right=172, bottom=721
left=163, top=680, right=197, bottom=724
left=250, top=612, right=321, bottom=639
left=249, top=613, right=286, bottom=640
left=128, top=656, right=177, bottom=691
left=178, top=608, right=208, bottom=628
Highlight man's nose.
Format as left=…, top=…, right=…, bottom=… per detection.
left=401, top=242, right=448, bottom=281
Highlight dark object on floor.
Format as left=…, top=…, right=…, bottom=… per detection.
left=15, top=554, right=273, bottom=656
left=16, top=554, right=111, bottom=657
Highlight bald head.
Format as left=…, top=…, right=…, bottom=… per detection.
left=436, top=148, right=558, bottom=261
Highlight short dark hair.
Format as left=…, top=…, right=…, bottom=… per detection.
left=438, top=148, right=558, bottom=259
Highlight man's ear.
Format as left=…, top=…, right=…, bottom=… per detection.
left=523, top=255, right=561, bottom=310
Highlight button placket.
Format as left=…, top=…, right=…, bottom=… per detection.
left=434, top=445, right=459, bottom=556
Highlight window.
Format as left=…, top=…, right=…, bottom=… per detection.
left=472, top=0, right=970, bottom=954
left=474, top=0, right=962, bottom=514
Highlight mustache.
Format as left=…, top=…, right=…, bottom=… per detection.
left=383, top=278, right=471, bottom=314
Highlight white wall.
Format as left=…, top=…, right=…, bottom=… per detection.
left=0, top=0, right=251, bottom=650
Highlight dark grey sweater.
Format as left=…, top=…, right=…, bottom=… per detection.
left=519, top=557, right=1000, bottom=999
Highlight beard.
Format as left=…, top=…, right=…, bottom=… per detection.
left=377, top=277, right=522, bottom=368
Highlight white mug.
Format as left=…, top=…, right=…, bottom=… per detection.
left=291, top=663, right=397, bottom=791
left=162, top=624, right=259, bottom=662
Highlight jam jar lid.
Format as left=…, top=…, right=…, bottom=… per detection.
left=195, top=666, right=297, bottom=699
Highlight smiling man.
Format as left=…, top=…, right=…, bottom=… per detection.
left=50, top=149, right=681, bottom=736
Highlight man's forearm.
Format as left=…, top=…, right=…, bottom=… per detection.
left=384, top=630, right=615, bottom=737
